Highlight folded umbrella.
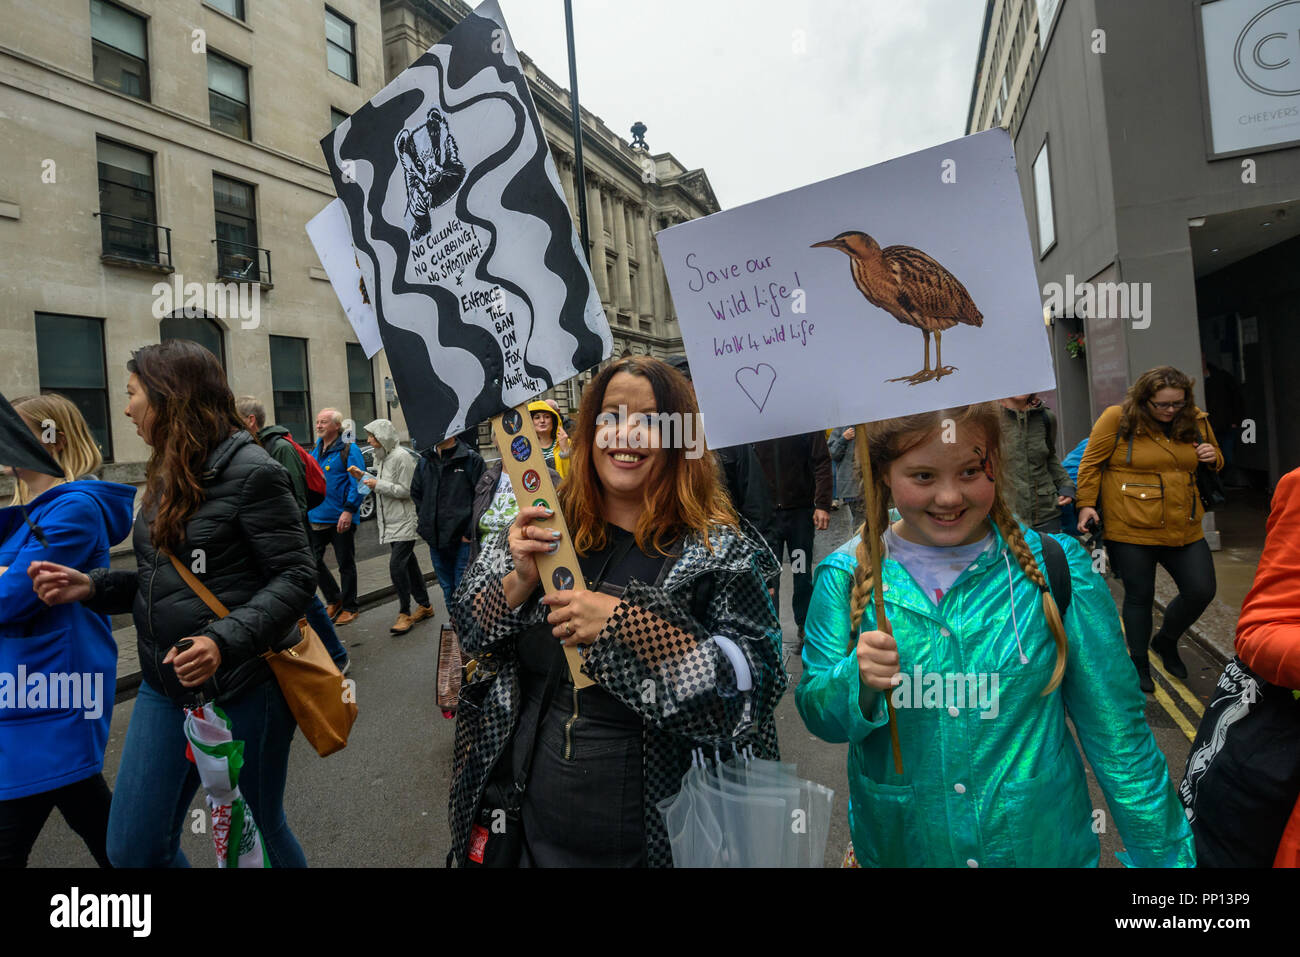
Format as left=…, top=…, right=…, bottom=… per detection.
left=184, top=704, right=269, bottom=868
left=0, top=391, right=64, bottom=547
left=0, top=391, right=62, bottom=477
left=660, top=749, right=835, bottom=867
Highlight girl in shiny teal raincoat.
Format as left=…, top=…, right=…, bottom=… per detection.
left=795, top=404, right=1194, bottom=867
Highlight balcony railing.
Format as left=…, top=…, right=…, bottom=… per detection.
left=213, top=238, right=272, bottom=286
left=94, top=212, right=172, bottom=269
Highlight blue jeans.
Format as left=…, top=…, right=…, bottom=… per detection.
left=430, top=541, right=470, bottom=610
left=304, top=595, right=349, bottom=667
left=106, top=678, right=306, bottom=868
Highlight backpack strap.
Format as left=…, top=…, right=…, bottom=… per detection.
left=1038, top=533, right=1072, bottom=619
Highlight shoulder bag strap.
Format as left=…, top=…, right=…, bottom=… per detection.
left=509, top=654, right=564, bottom=809
left=1038, top=533, right=1073, bottom=619
left=165, top=550, right=229, bottom=618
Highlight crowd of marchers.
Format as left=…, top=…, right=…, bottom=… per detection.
left=3, top=341, right=1298, bottom=868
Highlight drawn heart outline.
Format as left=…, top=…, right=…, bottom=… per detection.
left=735, top=363, right=777, bottom=413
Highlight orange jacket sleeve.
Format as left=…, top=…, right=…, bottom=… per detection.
left=1235, top=468, right=1300, bottom=689
left=1074, top=405, right=1122, bottom=510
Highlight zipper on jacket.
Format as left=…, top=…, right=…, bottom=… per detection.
left=563, top=686, right=580, bottom=760
left=147, top=548, right=160, bottom=671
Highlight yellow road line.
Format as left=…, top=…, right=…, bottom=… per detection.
left=1149, top=656, right=1206, bottom=718
left=1152, top=682, right=1197, bottom=742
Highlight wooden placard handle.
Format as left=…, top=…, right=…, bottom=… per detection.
left=491, top=406, right=594, bottom=689
left=856, top=422, right=904, bottom=776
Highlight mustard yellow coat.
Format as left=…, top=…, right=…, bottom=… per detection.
left=1075, top=405, right=1223, bottom=547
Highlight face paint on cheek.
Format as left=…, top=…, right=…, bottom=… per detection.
left=973, top=446, right=996, bottom=483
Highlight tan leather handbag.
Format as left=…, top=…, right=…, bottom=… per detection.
left=165, top=552, right=357, bottom=756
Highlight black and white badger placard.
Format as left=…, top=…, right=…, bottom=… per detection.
left=322, top=0, right=610, bottom=447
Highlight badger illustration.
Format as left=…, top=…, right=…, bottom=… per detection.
left=395, top=107, right=466, bottom=240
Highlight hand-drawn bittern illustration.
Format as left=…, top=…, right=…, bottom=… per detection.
left=812, top=231, right=983, bottom=384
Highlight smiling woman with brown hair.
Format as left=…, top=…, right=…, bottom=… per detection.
left=448, top=356, right=785, bottom=868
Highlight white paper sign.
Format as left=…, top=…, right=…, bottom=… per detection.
left=656, top=128, right=1056, bottom=449
left=1201, top=0, right=1300, bottom=156
left=306, top=198, right=383, bottom=358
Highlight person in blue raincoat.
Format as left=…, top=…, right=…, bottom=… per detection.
left=0, top=394, right=135, bottom=867
left=796, top=403, right=1194, bottom=867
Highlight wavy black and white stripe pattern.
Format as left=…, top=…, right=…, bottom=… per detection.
left=321, top=0, right=610, bottom=447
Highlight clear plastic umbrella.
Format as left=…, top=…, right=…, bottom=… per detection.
left=659, top=748, right=835, bottom=867
left=658, top=760, right=723, bottom=868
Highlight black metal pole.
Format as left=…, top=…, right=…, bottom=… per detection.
left=564, top=0, right=590, bottom=262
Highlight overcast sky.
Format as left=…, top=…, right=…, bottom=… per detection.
left=495, top=0, right=989, bottom=209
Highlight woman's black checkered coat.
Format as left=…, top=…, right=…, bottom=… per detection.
left=447, top=521, right=786, bottom=867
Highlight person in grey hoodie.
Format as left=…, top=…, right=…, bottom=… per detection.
left=356, top=419, right=432, bottom=635
left=999, top=394, right=1076, bottom=535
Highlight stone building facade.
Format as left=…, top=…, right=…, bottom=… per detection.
left=0, top=0, right=389, bottom=488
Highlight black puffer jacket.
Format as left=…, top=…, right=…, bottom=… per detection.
left=85, top=431, right=317, bottom=706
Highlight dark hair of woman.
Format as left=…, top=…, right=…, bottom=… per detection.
left=556, top=355, right=737, bottom=557
left=1118, top=365, right=1201, bottom=444
left=128, top=339, right=244, bottom=551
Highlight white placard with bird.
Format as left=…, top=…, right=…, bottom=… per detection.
left=657, top=128, right=1056, bottom=448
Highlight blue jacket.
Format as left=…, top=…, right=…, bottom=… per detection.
left=796, top=523, right=1195, bottom=867
left=1062, top=438, right=1089, bottom=485
left=0, top=480, right=136, bottom=799
left=308, top=436, right=365, bottom=524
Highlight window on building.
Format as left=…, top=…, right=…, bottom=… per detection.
left=331, top=107, right=348, bottom=130
left=346, top=343, right=376, bottom=427
left=91, top=0, right=149, bottom=100
left=205, top=0, right=244, bottom=20
left=208, top=52, right=250, bottom=139
left=96, top=138, right=159, bottom=263
left=34, top=313, right=113, bottom=462
left=325, top=7, right=356, bottom=82
left=269, top=336, right=310, bottom=445
left=213, top=174, right=260, bottom=280
left=1033, top=140, right=1056, bottom=256
left=161, top=312, right=226, bottom=369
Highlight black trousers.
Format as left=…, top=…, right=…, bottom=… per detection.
left=768, top=506, right=816, bottom=631
left=0, top=773, right=113, bottom=868
left=311, top=524, right=358, bottom=612
left=389, top=539, right=429, bottom=614
left=1105, top=538, right=1217, bottom=659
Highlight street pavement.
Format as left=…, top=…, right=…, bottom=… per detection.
left=35, top=505, right=1219, bottom=867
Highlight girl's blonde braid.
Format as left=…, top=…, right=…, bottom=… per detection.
left=849, top=473, right=891, bottom=634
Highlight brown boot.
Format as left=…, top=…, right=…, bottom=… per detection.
left=411, top=604, right=435, bottom=623
left=390, top=613, right=413, bottom=635
left=326, top=601, right=342, bottom=621
left=334, top=610, right=358, bottom=626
